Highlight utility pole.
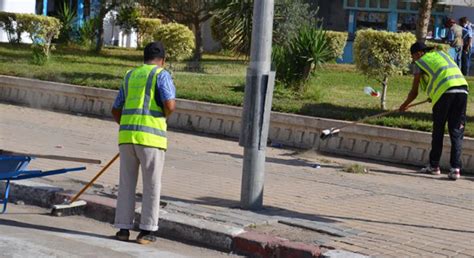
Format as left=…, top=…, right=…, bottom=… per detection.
left=239, top=0, right=275, bottom=210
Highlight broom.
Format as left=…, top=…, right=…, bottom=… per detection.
left=51, top=153, right=119, bottom=216
left=320, top=99, right=430, bottom=140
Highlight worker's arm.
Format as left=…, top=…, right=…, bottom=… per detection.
left=112, top=86, right=125, bottom=124
left=163, top=99, right=176, bottom=118
left=156, top=70, right=176, bottom=119
left=111, top=108, right=122, bottom=124
left=399, top=73, right=421, bottom=112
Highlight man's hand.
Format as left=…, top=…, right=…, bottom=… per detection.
left=111, top=108, right=122, bottom=124
left=163, top=99, right=176, bottom=118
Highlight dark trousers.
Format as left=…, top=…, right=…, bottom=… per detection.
left=430, top=91, right=467, bottom=169
left=461, top=49, right=472, bottom=76
left=449, top=47, right=462, bottom=68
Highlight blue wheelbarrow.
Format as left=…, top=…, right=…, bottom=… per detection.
left=0, top=151, right=100, bottom=214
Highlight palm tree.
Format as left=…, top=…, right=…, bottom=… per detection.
left=213, top=0, right=318, bottom=56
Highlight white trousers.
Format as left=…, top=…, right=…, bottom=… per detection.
left=114, top=144, right=165, bottom=231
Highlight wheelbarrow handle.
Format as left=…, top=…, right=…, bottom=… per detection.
left=0, top=150, right=102, bottom=164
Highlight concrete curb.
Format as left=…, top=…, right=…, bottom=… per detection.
left=1, top=180, right=340, bottom=258
left=233, top=231, right=321, bottom=257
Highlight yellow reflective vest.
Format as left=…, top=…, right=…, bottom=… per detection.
left=415, top=51, right=468, bottom=106
left=118, top=64, right=168, bottom=150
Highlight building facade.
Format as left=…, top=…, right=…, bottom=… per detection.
left=2, top=0, right=472, bottom=57
left=314, top=0, right=474, bottom=63
left=0, top=0, right=36, bottom=43
left=0, top=0, right=137, bottom=47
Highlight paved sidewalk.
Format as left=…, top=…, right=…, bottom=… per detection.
left=1, top=103, right=474, bottom=257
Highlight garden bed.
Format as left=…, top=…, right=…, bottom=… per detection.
left=0, top=43, right=472, bottom=136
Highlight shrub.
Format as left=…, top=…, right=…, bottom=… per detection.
left=0, top=12, right=61, bottom=65
left=137, top=18, right=161, bottom=48
left=78, top=18, right=98, bottom=48
left=31, top=44, right=49, bottom=65
left=153, top=23, right=195, bottom=61
left=19, top=14, right=61, bottom=54
left=325, top=31, right=348, bottom=61
left=272, top=26, right=332, bottom=93
left=354, top=29, right=415, bottom=109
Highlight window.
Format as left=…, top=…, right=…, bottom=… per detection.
left=380, top=0, right=389, bottom=8
left=398, top=13, right=417, bottom=32
left=347, top=0, right=356, bottom=7
left=369, top=0, right=378, bottom=8
left=397, top=0, right=407, bottom=10
left=356, top=11, right=388, bottom=31
left=409, top=2, right=420, bottom=11
left=434, top=4, right=446, bottom=12
left=359, top=0, right=367, bottom=8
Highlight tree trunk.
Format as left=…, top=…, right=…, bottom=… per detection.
left=415, top=0, right=433, bottom=43
left=193, top=19, right=203, bottom=62
left=381, top=76, right=388, bottom=110
left=95, top=4, right=107, bottom=53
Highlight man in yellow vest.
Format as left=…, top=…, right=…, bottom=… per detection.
left=399, top=42, right=469, bottom=180
left=111, top=41, right=176, bottom=244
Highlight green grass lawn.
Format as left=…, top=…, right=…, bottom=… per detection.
left=0, top=43, right=472, bottom=137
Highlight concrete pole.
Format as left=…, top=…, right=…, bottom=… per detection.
left=239, top=0, right=275, bottom=210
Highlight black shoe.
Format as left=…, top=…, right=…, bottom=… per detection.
left=115, top=229, right=130, bottom=241
left=136, top=230, right=157, bottom=245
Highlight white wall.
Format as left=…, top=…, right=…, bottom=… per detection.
left=0, top=0, right=36, bottom=43
left=103, top=10, right=137, bottom=48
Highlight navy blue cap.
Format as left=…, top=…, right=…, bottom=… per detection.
left=144, top=41, right=166, bottom=60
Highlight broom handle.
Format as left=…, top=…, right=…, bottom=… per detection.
left=337, top=99, right=430, bottom=131
left=69, top=153, right=120, bottom=203
left=0, top=150, right=102, bottom=164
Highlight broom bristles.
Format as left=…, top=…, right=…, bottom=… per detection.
left=51, top=200, right=87, bottom=217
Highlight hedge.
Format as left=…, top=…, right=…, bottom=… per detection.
left=354, top=29, right=415, bottom=79
left=153, top=23, right=195, bottom=61
left=325, top=31, right=348, bottom=61
left=0, top=12, right=61, bottom=64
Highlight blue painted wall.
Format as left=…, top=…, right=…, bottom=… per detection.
left=42, top=0, right=47, bottom=16
left=77, top=0, right=84, bottom=27
left=338, top=0, right=451, bottom=63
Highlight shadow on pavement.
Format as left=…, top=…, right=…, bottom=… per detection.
left=208, top=150, right=474, bottom=180
left=0, top=217, right=113, bottom=240
left=162, top=195, right=474, bottom=235
left=207, top=151, right=342, bottom=169
left=161, top=195, right=339, bottom=224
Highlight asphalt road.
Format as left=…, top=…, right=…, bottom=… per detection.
left=0, top=203, right=240, bottom=258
